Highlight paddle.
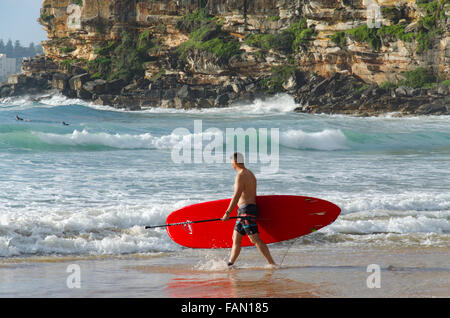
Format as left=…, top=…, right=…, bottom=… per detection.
left=145, top=216, right=255, bottom=229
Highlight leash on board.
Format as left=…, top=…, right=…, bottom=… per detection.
left=278, top=237, right=300, bottom=267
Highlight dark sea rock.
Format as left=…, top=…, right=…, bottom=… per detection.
left=292, top=73, right=449, bottom=116
left=69, top=73, right=90, bottom=92
left=1, top=54, right=449, bottom=116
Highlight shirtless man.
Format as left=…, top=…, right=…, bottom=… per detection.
left=221, top=152, right=276, bottom=267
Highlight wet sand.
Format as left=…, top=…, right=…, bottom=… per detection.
left=0, top=245, right=449, bottom=298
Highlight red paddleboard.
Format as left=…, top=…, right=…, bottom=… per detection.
left=166, top=195, right=341, bottom=248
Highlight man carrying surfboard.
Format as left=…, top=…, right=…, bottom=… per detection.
left=221, top=152, right=276, bottom=267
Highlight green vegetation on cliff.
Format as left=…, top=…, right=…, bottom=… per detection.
left=415, top=0, right=448, bottom=52
left=331, top=0, right=448, bottom=53
left=177, top=8, right=216, bottom=33
left=400, top=67, right=438, bottom=88
left=377, top=24, right=415, bottom=43
left=245, top=18, right=316, bottom=55
left=85, top=30, right=156, bottom=82
left=176, top=9, right=242, bottom=64
left=260, top=65, right=301, bottom=93
left=332, top=23, right=415, bottom=51
left=346, top=24, right=382, bottom=51
left=378, top=67, right=440, bottom=89
left=60, top=46, right=76, bottom=54
left=331, top=31, right=346, bottom=48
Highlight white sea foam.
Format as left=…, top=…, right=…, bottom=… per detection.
left=334, top=192, right=450, bottom=215
left=228, top=94, right=298, bottom=114
left=34, top=127, right=351, bottom=152
left=327, top=215, right=450, bottom=235
left=37, top=93, right=95, bottom=107
left=279, top=129, right=348, bottom=150
left=194, top=257, right=229, bottom=271
left=0, top=95, right=36, bottom=107
left=94, top=94, right=299, bottom=114
left=34, top=128, right=224, bottom=151
left=0, top=92, right=95, bottom=110
left=35, top=129, right=183, bottom=149
left=0, top=202, right=182, bottom=257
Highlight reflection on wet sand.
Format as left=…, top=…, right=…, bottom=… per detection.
left=132, top=264, right=330, bottom=298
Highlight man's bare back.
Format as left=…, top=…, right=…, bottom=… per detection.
left=236, top=168, right=257, bottom=206
left=222, top=166, right=257, bottom=216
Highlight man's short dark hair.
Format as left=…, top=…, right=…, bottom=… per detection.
left=231, top=152, right=245, bottom=164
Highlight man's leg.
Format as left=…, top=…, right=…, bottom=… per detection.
left=228, top=230, right=243, bottom=265
left=248, top=233, right=276, bottom=265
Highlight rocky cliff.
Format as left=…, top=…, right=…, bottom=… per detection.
left=2, top=0, right=449, bottom=115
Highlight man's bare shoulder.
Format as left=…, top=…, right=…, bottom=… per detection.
left=235, top=170, right=245, bottom=181
left=236, top=169, right=256, bottom=181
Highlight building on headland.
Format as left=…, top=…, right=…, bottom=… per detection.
left=0, top=54, right=17, bottom=82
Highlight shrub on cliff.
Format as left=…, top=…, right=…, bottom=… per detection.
left=177, top=8, right=216, bottom=33
left=400, top=67, right=437, bottom=88
left=333, top=23, right=415, bottom=52
left=87, top=57, right=111, bottom=79
left=331, top=31, right=346, bottom=48
left=289, top=19, right=317, bottom=50
left=415, top=0, right=447, bottom=53
left=177, top=10, right=241, bottom=64
left=377, top=24, right=415, bottom=43
left=260, top=65, right=301, bottom=93
left=379, top=81, right=397, bottom=90
left=346, top=24, right=381, bottom=51
left=379, top=67, right=442, bottom=89
left=245, top=18, right=316, bottom=55
left=245, top=32, right=294, bottom=54
left=87, top=31, right=156, bottom=82
left=331, top=1, right=447, bottom=53
left=108, top=31, right=150, bottom=81
left=60, top=46, right=76, bottom=54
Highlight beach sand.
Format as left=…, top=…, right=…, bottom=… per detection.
left=1, top=245, right=449, bottom=298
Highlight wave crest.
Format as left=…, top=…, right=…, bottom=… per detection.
left=280, top=129, right=348, bottom=151
left=35, top=129, right=170, bottom=149
left=32, top=128, right=349, bottom=152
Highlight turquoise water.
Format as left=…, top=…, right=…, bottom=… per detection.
left=0, top=94, right=449, bottom=257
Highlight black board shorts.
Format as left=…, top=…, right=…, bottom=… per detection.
left=234, top=204, right=259, bottom=236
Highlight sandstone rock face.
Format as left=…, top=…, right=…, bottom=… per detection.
left=1, top=0, right=441, bottom=114
left=300, top=0, right=449, bottom=83
left=39, top=0, right=449, bottom=85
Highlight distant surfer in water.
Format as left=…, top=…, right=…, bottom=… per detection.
left=222, top=152, right=276, bottom=267
left=16, top=115, right=30, bottom=122
left=62, top=121, right=70, bottom=126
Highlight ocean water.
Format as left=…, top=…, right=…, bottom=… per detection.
left=0, top=93, right=449, bottom=259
